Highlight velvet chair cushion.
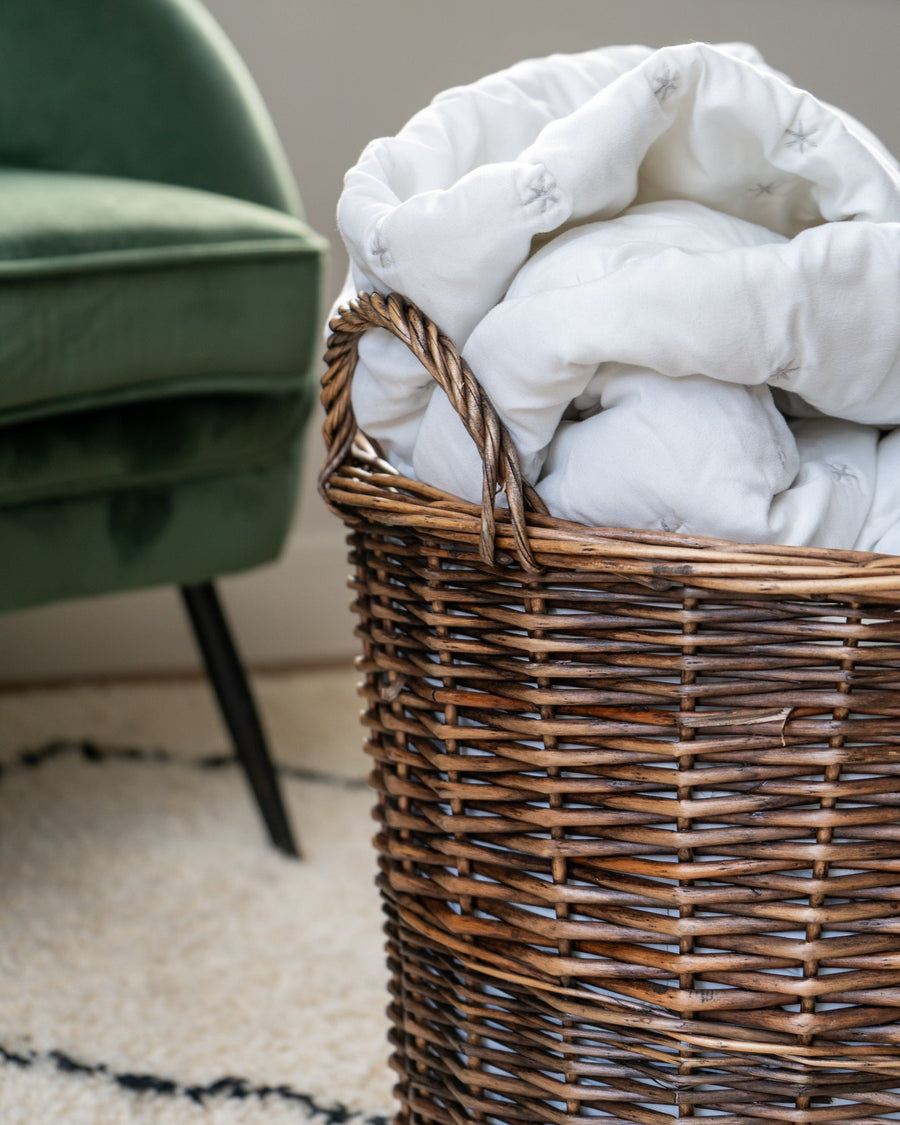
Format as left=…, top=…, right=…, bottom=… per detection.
left=0, top=169, right=325, bottom=423
left=0, top=168, right=325, bottom=610
left=0, top=448, right=307, bottom=611
left=0, top=391, right=313, bottom=509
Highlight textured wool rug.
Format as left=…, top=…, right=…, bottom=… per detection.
left=0, top=668, right=396, bottom=1124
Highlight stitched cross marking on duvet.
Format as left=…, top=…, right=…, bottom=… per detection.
left=652, top=69, right=679, bottom=103
left=770, top=362, right=800, bottom=384
left=784, top=122, right=818, bottom=152
left=749, top=181, right=777, bottom=197
left=524, top=170, right=559, bottom=212
left=370, top=230, right=392, bottom=268
left=829, top=462, right=857, bottom=484
left=658, top=515, right=683, bottom=534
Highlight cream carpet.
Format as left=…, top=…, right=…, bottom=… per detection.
left=0, top=667, right=396, bottom=1124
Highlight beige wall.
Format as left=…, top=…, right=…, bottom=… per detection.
left=0, top=0, right=896, bottom=679
left=207, top=0, right=900, bottom=319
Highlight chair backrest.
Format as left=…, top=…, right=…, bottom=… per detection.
left=0, top=0, right=301, bottom=215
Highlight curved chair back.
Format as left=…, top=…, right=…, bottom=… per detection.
left=0, top=0, right=300, bottom=214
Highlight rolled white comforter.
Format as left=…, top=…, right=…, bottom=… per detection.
left=337, top=42, right=900, bottom=551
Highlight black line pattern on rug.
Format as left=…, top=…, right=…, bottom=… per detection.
left=0, top=1044, right=390, bottom=1123
left=0, top=739, right=369, bottom=789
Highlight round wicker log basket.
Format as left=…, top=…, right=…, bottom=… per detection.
left=320, top=292, right=900, bottom=1124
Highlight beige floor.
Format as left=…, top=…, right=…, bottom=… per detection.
left=0, top=664, right=367, bottom=772
left=0, top=665, right=396, bottom=1125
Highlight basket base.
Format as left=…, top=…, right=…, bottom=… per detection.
left=383, top=892, right=900, bottom=1124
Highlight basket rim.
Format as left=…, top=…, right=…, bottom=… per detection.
left=327, top=438, right=900, bottom=591
left=321, top=292, right=900, bottom=595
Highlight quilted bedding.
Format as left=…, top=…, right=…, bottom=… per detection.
left=337, top=42, right=900, bottom=551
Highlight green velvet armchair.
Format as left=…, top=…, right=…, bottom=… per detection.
left=0, top=0, right=326, bottom=855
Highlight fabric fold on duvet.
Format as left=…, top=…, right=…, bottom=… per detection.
left=337, top=41, right=900, bottom=552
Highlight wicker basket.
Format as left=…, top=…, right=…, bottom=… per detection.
left=320, top=291, right=900, bottom=1124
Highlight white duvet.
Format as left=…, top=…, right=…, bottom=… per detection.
left=337, top=42, right=900, bottom=552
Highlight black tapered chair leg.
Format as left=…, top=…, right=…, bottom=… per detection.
left=180, top=581, right=300, bottom=858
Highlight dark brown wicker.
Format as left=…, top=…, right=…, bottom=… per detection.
left=320, top=291, right=900, bottom=1124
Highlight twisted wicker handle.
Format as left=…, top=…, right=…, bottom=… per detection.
left=319, top=291, right=547, bottom=571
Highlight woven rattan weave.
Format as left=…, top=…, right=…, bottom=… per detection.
left=320, top=292, right=900, bottom=1124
